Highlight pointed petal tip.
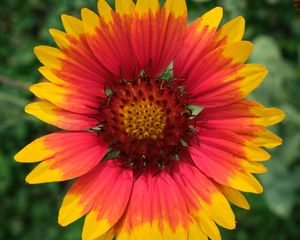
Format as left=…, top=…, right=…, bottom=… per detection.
left=272, top=136, right=283, bottom=147
left=164, top=0, right=188, bottom=17
left=58, top=214, right=69, bottom=227
left=256, top=185, right=264, bottom=194
left=81, top=7, right=91, bottom=17
left=28, top=84, right=37, bottom=94
left=61, top=13, right=80, bottom=25
left=233, top=16, right=245, bottom=25
left=24, top=102, right=35, bottom=115
left=259, top=65, right=269, bottom=76
left=245, top=204, right=251, bottom=210
left=48, top=28, right=56, bottom=35
left=28, top=83, right=47, bottom=98
left=210, top=6, right=224, bottom=17
left=25, top=166, right=62, bottom=185
left=14, top=151, right=23, bottom=163
left=243, top=40, right=254, bottom=51
left=25, top=174, right=49, bottom=185
left=33, top=46, right=40, bottom=55
left=81, top=7, right=100, bottom=35
left=276, top=108, right=286, bottom=122
left=25, top=173, right=37, bottom=184
left=215, top=6, right=224, bottom=12
left=60, top=14, right=68, bottom=21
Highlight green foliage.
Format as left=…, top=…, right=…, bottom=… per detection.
left=1, top=0, right=299, bottom=239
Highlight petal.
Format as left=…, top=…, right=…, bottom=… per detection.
left=37, top=34, right=110, bottom=94
left=49, top=29, right=69, bottom=49
left=172, top=161, right=235, bottom=240
left=61, top=14, right=85, bottom=39
left=195, top=7, right=223, bottom=31
left=220, top=186, right=250, bottom=210
left=39, top=65, right=106, bottom=100
left=59, top=160, right=133, bottom=230
left=188, top=222, right=208, bottom=240
left=174, top=7, right=223, bottom=78
left=196, top=129, right=271, bottom=162
left=215, top=16, right=245, bottom=46
left=25, top=102, right=99, bottom=130
left=163, top=0, right=187, bottom=17
left=98, top=0, right=114, bottom=23
left=199, top=99, right=285, bottom=148
left=94, top=229, right=115, bottom=240
left=115, top=0, right=135, bottom=16
left=48, top=15, right=112, bottom=91
left=17, top=132, right=108, bottom=184
left=34, top=46, right=65, bottom=70
left=240, top=160, right=268, bottom=174
left=131, top=0, right=187, bottom=77
left=82, top=6, right=139, bottom=80
left=82, top=161, right=133, bottom=240
left=228, top=171, right=263, bottom=194
left=116, top=171, right=189, bottom=240
left=15, top=134, right=57, bottom=163
left=29, top=82, right=100, bottom=115
left=81, top=8, right=100, bottom=35
left=135, top=0, right=160, bottom=16
left=183, top=41, right=258, bottom=107
left=189, top=129, right=265, bottom=193
left=38, top=66, right=65, bottom=85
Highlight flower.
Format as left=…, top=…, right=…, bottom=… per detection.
left=15, top=0, right=285, bottom=239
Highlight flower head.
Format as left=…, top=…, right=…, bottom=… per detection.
left=15, top=0, right=285, bottom=239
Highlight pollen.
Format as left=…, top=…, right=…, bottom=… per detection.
left=120, top=100, right=167, bottom=140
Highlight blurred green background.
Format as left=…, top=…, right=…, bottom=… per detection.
left=0, top=0, right=300, bottom=239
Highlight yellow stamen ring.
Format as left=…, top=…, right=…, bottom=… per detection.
left=120, top=100, right=167, bottom=140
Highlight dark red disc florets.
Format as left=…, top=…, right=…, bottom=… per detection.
left=99, top=76, right=195, bottom=171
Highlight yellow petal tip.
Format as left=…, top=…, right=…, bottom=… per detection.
left=24, top=103, right=35, bottom=115
left=14, top=151, right=23, bottom=163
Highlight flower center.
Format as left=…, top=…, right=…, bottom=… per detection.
left=120, top=99, right=166, bottom=140
left=99, top=76, right=194, bottom=171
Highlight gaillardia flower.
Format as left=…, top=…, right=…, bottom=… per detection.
left=15, top=0, right=285, bottom=239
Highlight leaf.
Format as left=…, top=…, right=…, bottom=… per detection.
left=186, top=105, right=204, bottom=116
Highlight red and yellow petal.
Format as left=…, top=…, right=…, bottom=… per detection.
left=115, top=0, right=135, bottom=17
left=214, top=16, right=245, bottom=47
left=59, top=160, right=133, bottom=233
left=116, top=171, right=189, bottom=240
left=36, top=13, right=111, bottom=95
left=189, top=129, right=266, bottom=193
left=81, top=161, right=133, bottom=240
left=58, top=14, right=112, bottom=85
left=61, top=14, right=85, bottom=39
left=131, top=0, right=187, bottom=77
left=34, top=46, right=65, bottom=70
left=174, top=7, right=223, bottom=78
left=25, top=102, right=98, bottom=130
left=81, top=2, right=139, bottom=80
left=199, top=99, right=285, bottom=148
left=29, top=82, right=100, bottom=115
left=172, top=161, right=235, bottom=240
left=182, top=41, right=263, bottom=107
left=197, top=129, right=271, bottom=162
left=173, top=9, right=266, bottom=108
left=15, top=132, right=108, bottom=183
